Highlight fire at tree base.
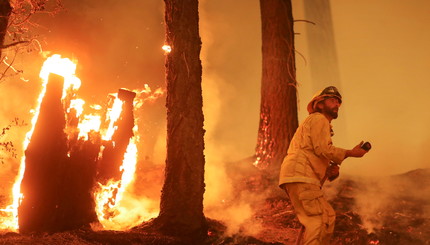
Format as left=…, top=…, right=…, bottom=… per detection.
left=18, top=70, right=137, bottom=232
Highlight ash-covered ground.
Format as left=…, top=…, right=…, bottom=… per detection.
left=0, top=168, right=429, bottom=245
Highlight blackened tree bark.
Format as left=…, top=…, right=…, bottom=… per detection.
left=153, top=0, right=207, bottom=237
left=19, top=74, right=69, bottom=233
left=0, top=0, right=12, bottom=58
left=255, top=0, right=298, bottom=174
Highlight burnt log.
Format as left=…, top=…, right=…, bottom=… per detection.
left=58, top=133, right=101, bottom=230
left=18, top=74, right=101, bottom=232
left=97, top=89, right=136, bottom=184
left=18, top=74, right=69, bottom=233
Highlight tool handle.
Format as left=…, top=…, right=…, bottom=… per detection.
left=361, top=141, right=372, bottom=151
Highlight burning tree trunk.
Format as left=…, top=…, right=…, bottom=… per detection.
left=0, top=0, right=12, bottom=58
left=97, top=89, right=136, bottom=184
left=153, top=0, right=207, bottom=237
left=18, top=73, right=69, bottom=233
left=255, top=0, right=298, bottom=174
left=18, top=73, right=111, bottom=232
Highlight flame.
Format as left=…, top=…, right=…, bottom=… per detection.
left=133, top=86, right=165, bottom=109
left=68, top=99, right=85, bottom=117
left=94, top=133, right=158, bottom=230
left=162, top=44, right=171, bottom=54
left=39, top=54, right=81, bottom=99
left=77, top=114, right=102, bottom=140
left=1, top=54, right=161, bottom=232
left=102, top=96, right=123, bottom=141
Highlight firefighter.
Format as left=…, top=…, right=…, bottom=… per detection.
left=279, top=86, right=369, bottom=245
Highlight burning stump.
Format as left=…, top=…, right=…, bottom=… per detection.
left=18, top=73, right=138, bottom=233
left=19, top=74, right=69, bottom=232
left=97, top=89, right=136, bottom=184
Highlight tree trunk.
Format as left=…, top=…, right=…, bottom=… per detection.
left=303, top=0, right=341, bottom=91
left=154, top=0, right=207, bottom=237
left=18, top=74, right=69, bottom=233
left=255, top=0, right=298, bottom=174
left=0, top=0, right=11, bottom=58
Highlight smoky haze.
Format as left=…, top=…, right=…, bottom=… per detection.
left=0, top=0, right=429, bottom=236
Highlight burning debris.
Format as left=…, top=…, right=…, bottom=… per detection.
left=206, top=168, right=430, bottom=245
left=0, top=55, right=161, bottom=233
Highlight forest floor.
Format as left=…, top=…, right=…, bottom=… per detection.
left=0, top=168, right=429, bottom=245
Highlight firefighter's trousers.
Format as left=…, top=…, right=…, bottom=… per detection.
left=283, top=182, right=336, bottom=245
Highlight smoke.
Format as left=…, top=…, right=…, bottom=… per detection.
left=324, top=169, right=430, bottom=235
left=199, top=0, right=265, bottom=236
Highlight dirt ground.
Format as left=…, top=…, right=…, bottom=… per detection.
left=0, top=168, right=429, bottom=245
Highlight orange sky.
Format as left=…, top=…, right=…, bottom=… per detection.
left=295, top=0, right=430, bottom=175
left=1, top=0, right=429, bottom=179
left=201, top=0, right=430, bottom=176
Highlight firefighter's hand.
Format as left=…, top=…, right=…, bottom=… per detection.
left=326, top=164, right=340, bottom=182
left=345, top=141, right=368, bottom=158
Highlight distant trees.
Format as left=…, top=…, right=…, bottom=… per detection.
left=255, top=0, right=298, bottom=175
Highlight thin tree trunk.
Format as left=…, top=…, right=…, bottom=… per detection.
left=255, top=0, right=298, bottom=173
left=303, top=0, right=341, bottom=91
left=154, top=0, right=207, bottom=237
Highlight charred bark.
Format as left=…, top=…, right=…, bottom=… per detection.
left=18, top=74, right=69, bottom=233
left=97, top=89, right=136, bottom=184
left=19, top=74, right=101, bottom=232
left=255, top=0, right=298, bottom=174
left=153, top=0, right=207, bottom=237
left=59, top=134, right=100, bottom=230
left=0, top=0, right=11, bottom=58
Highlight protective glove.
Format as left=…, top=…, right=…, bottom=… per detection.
left=326, top=163, right=340, bottom=182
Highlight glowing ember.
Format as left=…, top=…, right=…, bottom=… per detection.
left=162, top=44, right=171, bottom=54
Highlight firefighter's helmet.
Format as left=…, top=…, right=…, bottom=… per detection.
left=307, top=86, right=342, bottom=114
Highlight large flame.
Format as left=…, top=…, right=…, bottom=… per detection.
left=93, top=134, right=153, bottom=230
left=1, top=54, right=160, bottom=232
left=92, top=97, right=158, bottom=230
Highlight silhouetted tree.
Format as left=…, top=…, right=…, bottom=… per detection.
left=255, top=0, right=298, bottom=175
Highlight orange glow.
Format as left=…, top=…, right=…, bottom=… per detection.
left=0, top=54, right=160, bottom=232
left=94, top=130, right=158, bottom=230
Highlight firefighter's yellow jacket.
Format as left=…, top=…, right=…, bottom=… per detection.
left=279, top=112, right=347, bottom=187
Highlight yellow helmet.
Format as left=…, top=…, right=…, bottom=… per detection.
left=307, top=86, right=342, bottom=114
